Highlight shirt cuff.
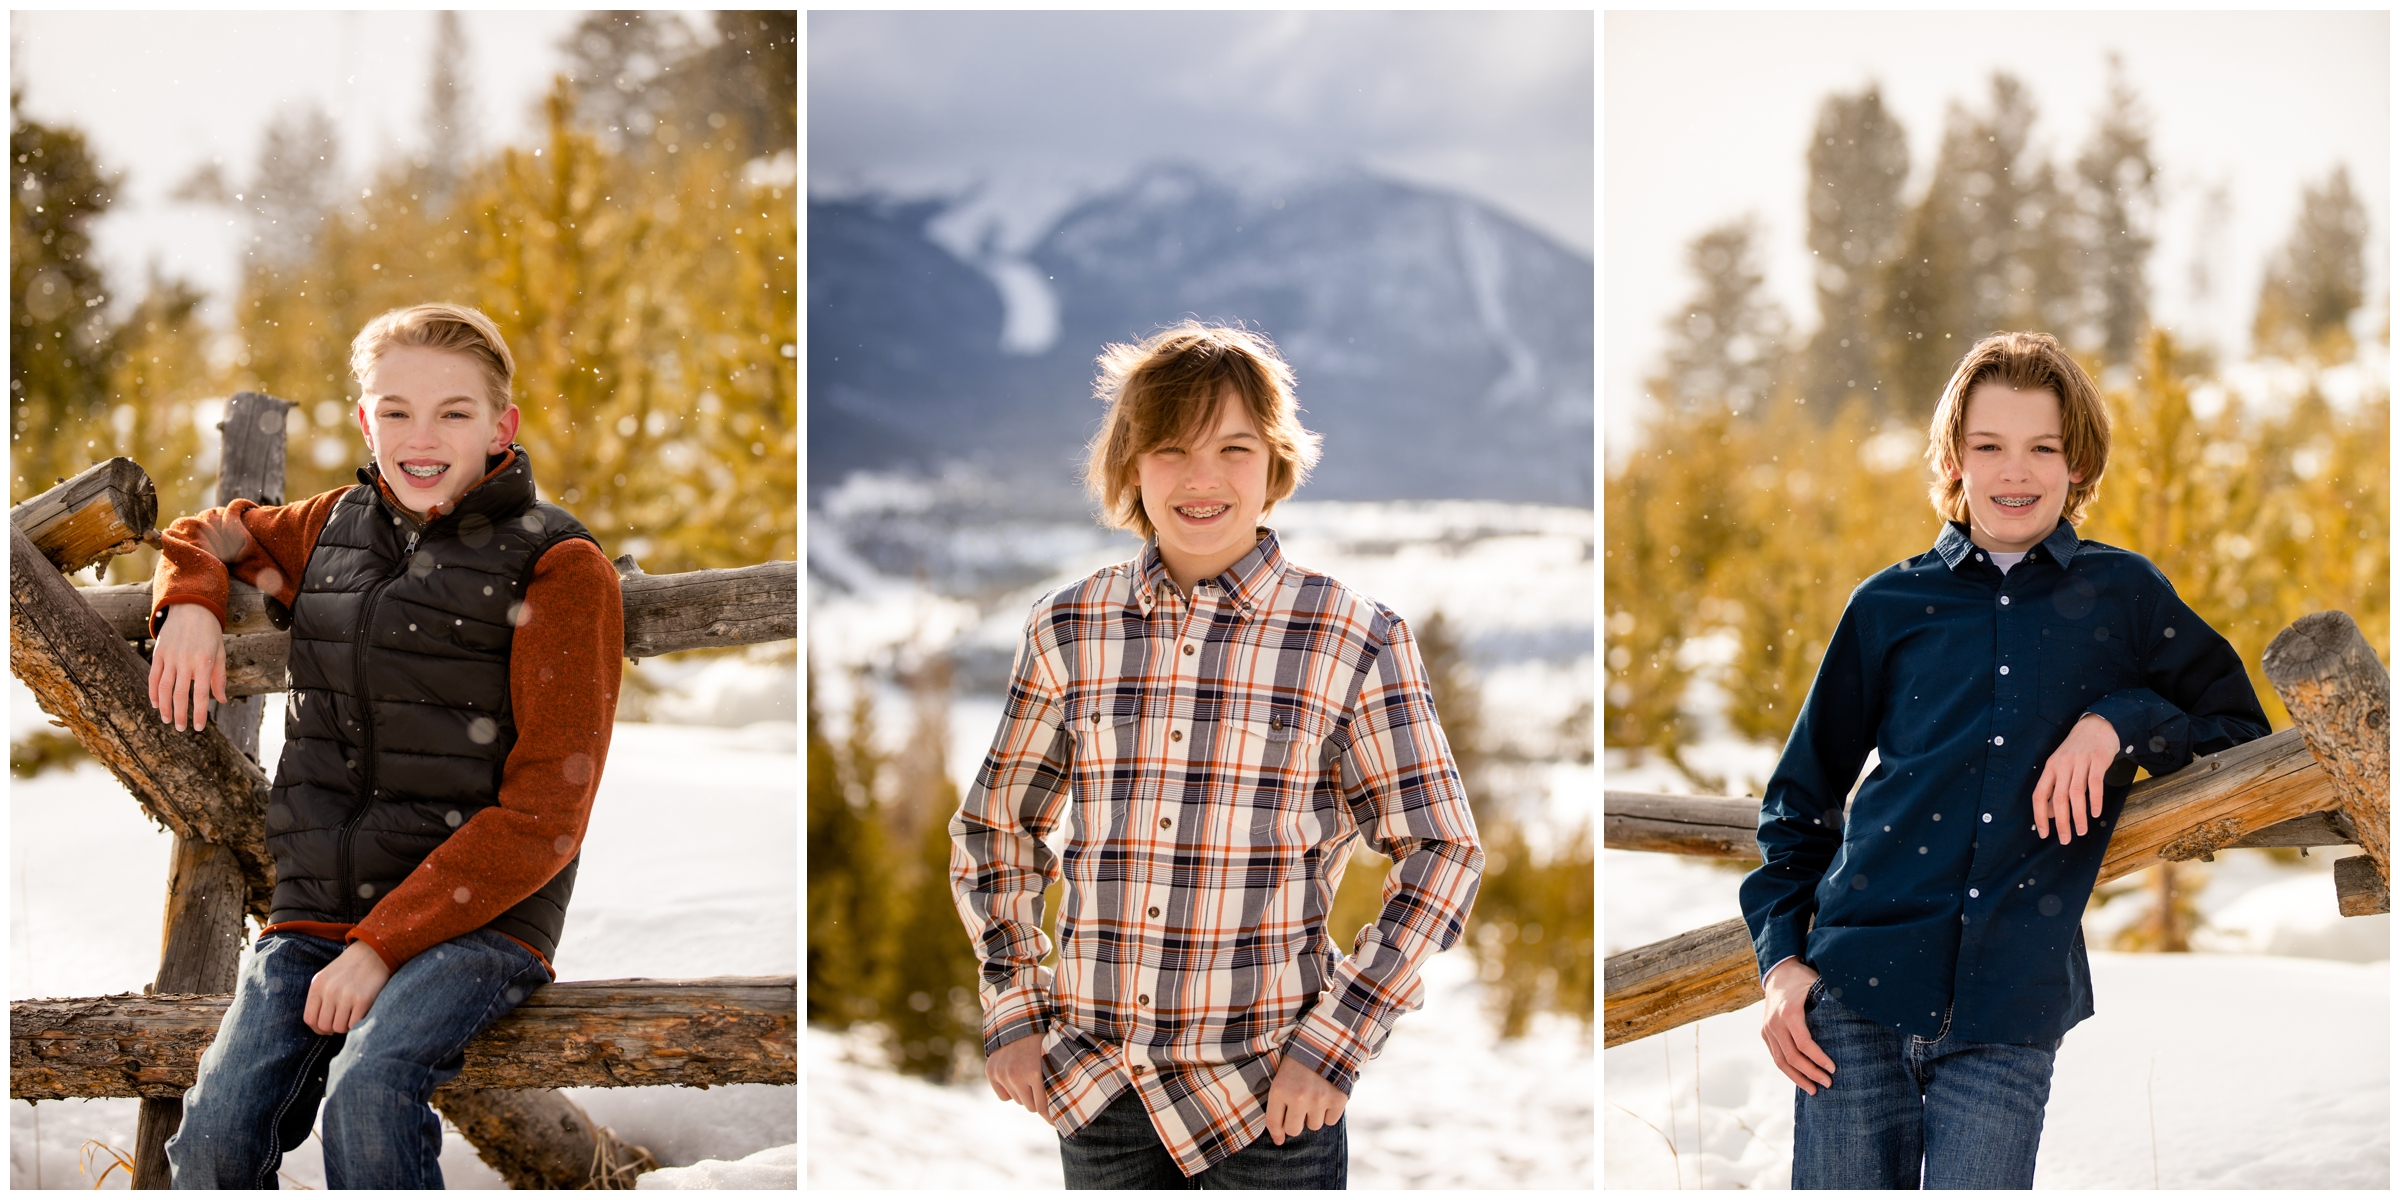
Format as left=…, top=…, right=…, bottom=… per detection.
left=344, top=927, right=404, bottom=975
left=979, top=973, right=1054, bottom=1056
left=1754, top=920, right=1808, bottom=984
left=149, top=594, right=229, bottom=638
left=1281, top=991, right=1387, bottom=1097
left=2086, top=688, right=2185, bottom=773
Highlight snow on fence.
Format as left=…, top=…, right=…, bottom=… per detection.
left=1601, top=609, right=2391, bottom=1049
left=5, top=395, right=799, bottom=1189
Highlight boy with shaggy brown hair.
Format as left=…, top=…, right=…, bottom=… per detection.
left=154, top=303, right=624, bottom=1189
left=1741, top=330, right=2268, bottom=1189
left=952, top=322, right=1484, bottom=1189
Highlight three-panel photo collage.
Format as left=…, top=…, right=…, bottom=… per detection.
left=6, top=9, right=2390, bottom=1192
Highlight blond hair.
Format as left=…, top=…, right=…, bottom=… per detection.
left=1083, top=322, right=1323, bottom=540
left=1924, top=331, right=2111, bottom=525
left=349, top=303, right=516, bottom=413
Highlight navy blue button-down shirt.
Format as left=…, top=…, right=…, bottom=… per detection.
left=1739, top=520, right=2269, bottom=1043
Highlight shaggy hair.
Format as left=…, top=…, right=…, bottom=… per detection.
left=1924, top=331, right=2111, bottom=525
left=1084, top=322, right=1322, bottom=540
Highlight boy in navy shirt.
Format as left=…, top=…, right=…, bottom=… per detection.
left=1740, top=331, right=2268, bottom=1189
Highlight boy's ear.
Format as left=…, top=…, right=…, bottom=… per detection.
left=487, top=403, right=522, bottom=454
left=353, top=401, right=373, bottom=450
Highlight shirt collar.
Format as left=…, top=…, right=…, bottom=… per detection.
left=1934, top=519, right=2083, bottom=573
left=1132, top=528, right=1283, bottom=619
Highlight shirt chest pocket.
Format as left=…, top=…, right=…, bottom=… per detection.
left=1226, top=700, right=1336, bottom=845
left=1065, top=694, right=1145, bottom=782
left=2037, top=622, right=2138, bottom=727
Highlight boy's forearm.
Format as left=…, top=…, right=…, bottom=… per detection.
left=347, top=538, right=622, bottom=971
left=149, top=489, right=347, bottom=635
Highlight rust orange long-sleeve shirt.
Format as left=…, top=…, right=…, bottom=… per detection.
left=149, top=461, right=622, bottom=979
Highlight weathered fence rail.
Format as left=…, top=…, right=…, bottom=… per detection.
left=10, top=976, right=797, bottom=1100
left=1603, top=611, right=2390, bottom=1050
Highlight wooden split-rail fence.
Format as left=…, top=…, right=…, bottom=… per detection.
left=8, top=393, right=799, bottom=1189
left=1602, top=610, right=2391, bottom=1050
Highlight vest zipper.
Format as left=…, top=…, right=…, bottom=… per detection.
left=336, top=524, right=418, bottom=922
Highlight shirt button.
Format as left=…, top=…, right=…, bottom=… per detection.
left=1969, top=888, right=1980, bottom=898
left=1160, top=817, right=1172, bottom=829
left=1132, top=1065, right=1146, bottom=1075
left=1183, top=644, right=1195, bottom=656
left=1091, top=713, right=1101, bottom=724
left=2000, top=596, right=2012, bottom=605
left=1171, top=730, right=1183, bottom=742
left=1999, top=665, right=2010, bottom=675
left=1982, top=813, right=1992, bottom=823
left=1976, top=553, right=1985, bottom=561
left=1148, top=906, right=1161, bottom=917
left=1994, top=735, right=2005, bottom=746
left=1138, top=994, right=1150, bottom=1006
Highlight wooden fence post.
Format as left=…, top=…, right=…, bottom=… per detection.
left=2263, top=611, right=2391, bottom=914
left=131, top=392, right=290, bottom=1189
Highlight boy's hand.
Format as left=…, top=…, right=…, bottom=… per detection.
left=147, top=604, right=227, bottom=732
left=2032, top=713, right=2118, bottom=845
left=1264, top=1052, right=1346, bottom=1145
left=985, top=1033, right=1046, bottom=1117
left=1760, top=958, right=1835, bottom=1094
left=304, top=941, right=394, bottom=1035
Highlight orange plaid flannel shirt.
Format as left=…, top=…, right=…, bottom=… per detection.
left=950, top=530, right=1484, bottom=1176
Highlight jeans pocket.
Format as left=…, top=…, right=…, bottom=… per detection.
left=1804, top=974, right=1828, bottom=1012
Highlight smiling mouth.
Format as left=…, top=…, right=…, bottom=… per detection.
left=1992, top=495, right=2039, bottom=509
left=1176, top=503, right=1228, bottom=520
left=400, top=462, right=450, bottom=481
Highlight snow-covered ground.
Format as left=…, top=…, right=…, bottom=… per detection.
left=7, top=671, right=798, bottom=1190
left=808, top=947, right=1594, bottom=1189
left=1604, top=745, right=2393, bottom=1189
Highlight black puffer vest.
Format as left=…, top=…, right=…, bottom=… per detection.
left=265, top=445, right=598, bottom=960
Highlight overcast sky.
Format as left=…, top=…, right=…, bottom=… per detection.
left=808, top=11, right=1594, bottom=258
left=1607, top=11, right=2390, bottom=458
left=10, top=11, right=704, bottom=324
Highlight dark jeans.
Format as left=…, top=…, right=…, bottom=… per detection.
left=1792, top=977, right=2062, bottom=1189
left=166, top=929, right=549, bottom=1189
left=1060, top=1089, right=1347, bottom=1189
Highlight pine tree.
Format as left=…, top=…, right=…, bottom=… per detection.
left=10, top=95, right=125, bottom=502
left=806, top=665, right=892, bottom=1027
left=1646, top=217, right=1790, bottom=416
left=1883, top=74, right=2079, bottom=418
left=2075, top=57, right=2159, bottom=370
left=2253, top=165, right=2369, bottom=362
left=420, top=11, right=475, bottom=204
left=556, top=11, right=700, bottom=161
left=1801, top=85, right=1910, bottom=417
left=875, top=657, right=983, bottom=1081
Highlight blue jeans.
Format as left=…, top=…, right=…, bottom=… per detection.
left=166, top=929, right=549, bottom=1189
left=1792, top=977, right=2062, bottom=1189
left=1060, top=1088, right=1347, bottom=1189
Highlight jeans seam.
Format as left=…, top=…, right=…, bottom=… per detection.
left=424, top=939, right=546, bottom=1077
left=256, top=1034, right=336, bottom=1189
